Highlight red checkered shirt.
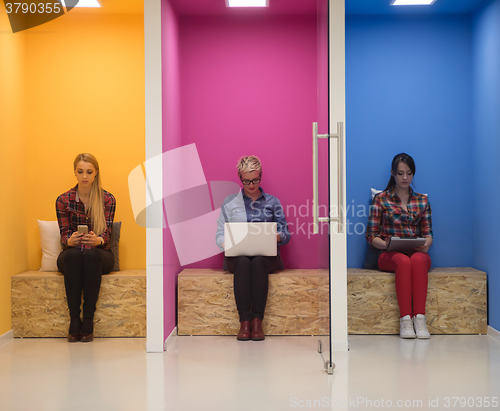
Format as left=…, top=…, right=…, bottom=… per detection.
left=56, top=185, right=116, bottom=251
left=366, top=187, right=433, bottom=245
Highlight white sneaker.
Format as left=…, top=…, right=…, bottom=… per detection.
left=413, top=314, right=431, bottom=339
left=400, top=315, right=416, bottom=339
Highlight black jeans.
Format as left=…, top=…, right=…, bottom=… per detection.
left=57, top=248, right=115, bottom=318
left=226, top=255, right=281, bottom=322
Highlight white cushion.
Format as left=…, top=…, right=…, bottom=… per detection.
left=371, top=188, right=383, bottom=199
left=37, top=220, right=62, bottom=272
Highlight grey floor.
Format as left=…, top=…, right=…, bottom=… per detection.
left=1, top=334, right=500, bottom=411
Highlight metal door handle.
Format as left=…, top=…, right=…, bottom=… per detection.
left=312, top=121, right=344, bottom=234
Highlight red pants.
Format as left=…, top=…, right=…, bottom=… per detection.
left=378, top=251, right=431, bottom=318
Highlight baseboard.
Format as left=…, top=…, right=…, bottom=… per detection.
left=164, top=326, right=177, bottom=352
left=488, top=326, right=500, bottom=344
left=0, top=330, right=13, bottom=348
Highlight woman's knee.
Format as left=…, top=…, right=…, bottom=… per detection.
left=233, top=256, right=251, bottom=270
left=61, top=248, right=84, bottom=262
left=396, top=257, right=412, bottom=271
left=410, top=252, right=431, bottom=269
left=57, top=248, right=84, bottom=272
left=83, top=248, right=102, bottom=263
left=251, top=256, right=267, bottom=267
left=234, top=255, right=251, bottom=267
left=58, top=248, right=84, bottom=275
left=251, top=256, right=276, bottom=275
left=379, top=252, right=411, bottom=272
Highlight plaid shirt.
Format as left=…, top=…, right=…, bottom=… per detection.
left=366, top=187, right=433, bottom=245
left=56, top=185, right=116, bottom=251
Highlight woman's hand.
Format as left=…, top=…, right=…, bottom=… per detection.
left=371, top=236, right=389, bottom=250
left=80, top=231, right=101, bottom=247
left=415, top=237, right=433, bottom=253
left=277, top=233, right=281, bottom=243
left=67, top=232, right=84, bottom=247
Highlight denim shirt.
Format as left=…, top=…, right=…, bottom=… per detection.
left=215, top=188, right=291, bottom=252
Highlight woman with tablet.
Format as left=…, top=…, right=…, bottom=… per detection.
left=56, top=153, right=116, bottom=343
left=365, top=153, right=433, bottom=339
left=216, top=156, right=291, bottom=341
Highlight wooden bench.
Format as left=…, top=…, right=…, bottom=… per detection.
left=178, top=269, right=329, bottom=336
left=11, top=270, right=146, bottom=338
left=349, top=267, right=487, bottom=335
left=177, top=267, right=487, bottom=336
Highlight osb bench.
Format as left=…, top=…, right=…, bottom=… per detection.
left=348, top=267, right=487, bottom=335
left=11, top=270, right=146, bottom=338
left=178, top=269, right=329, bottom=336
left=178, top=267, right=487, bottom=336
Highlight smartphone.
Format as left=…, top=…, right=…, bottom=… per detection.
left=77, top=225, right=88, bottom=234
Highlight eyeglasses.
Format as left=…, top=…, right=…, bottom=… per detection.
left=241, top=178, right=261, bottom=185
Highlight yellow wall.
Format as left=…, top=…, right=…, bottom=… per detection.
left=24, top=11, right=146, bottom=271
left=0, top=5, right=29, bottom=334
left=0, top=4, right=145, bottom=335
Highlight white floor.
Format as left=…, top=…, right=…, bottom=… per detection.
left=1, top=334, right=499, bottom=411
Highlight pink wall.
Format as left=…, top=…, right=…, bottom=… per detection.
left=161, top=0, right=182, bottom=339
left=162, top=8, right=328, bottom=337
left=177, top=14, right=326, bottom=269
left=162, top=3, right=330, bottom=339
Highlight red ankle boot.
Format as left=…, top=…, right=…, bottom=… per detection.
left=237, top=321, right=251, bottom=341
left=251, top=318, right=265, bottom=341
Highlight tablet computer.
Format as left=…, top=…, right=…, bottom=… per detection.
left=224, top=222, right=277, bottom=257
left=387, top=237, right=426, bottom=253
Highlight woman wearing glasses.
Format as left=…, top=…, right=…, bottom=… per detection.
left=216, top=156, right=291, bottom=341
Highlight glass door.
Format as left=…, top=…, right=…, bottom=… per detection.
left=315, top=0, right=347, bottom=373
left=315, top=0, right=331, bottom=373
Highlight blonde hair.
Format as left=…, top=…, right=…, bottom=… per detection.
left=73, top=153, right=106, bottom=236
left=237, top=155, right=262, bottom=177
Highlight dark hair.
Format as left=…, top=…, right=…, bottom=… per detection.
left=384, top=153, right=416, bottom=191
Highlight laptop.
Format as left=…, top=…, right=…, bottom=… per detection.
left=224, top=222, right=277, bottom=257
left=387, top=237, right=426, bottom=253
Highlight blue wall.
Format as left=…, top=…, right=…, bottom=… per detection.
left=472, top=0, right=500, bottom=330
left=346, top=15, right=474, bottom=268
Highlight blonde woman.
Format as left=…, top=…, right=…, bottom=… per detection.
left=56, top=153, right=116, bottom=342
left=216, top=156, right=291, bottom=341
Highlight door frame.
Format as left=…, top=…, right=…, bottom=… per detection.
left=329, top=0, right=348, bottom=352
left=145, top=0, right=164, bottom=353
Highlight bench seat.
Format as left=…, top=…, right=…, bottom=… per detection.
left=349, top=267, right=487, bottom=335
left=11, top=270, right=146, bottom=338
left=178, top=269, right=329, bottom=336
left=177, top=267, right=487, bottom=336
